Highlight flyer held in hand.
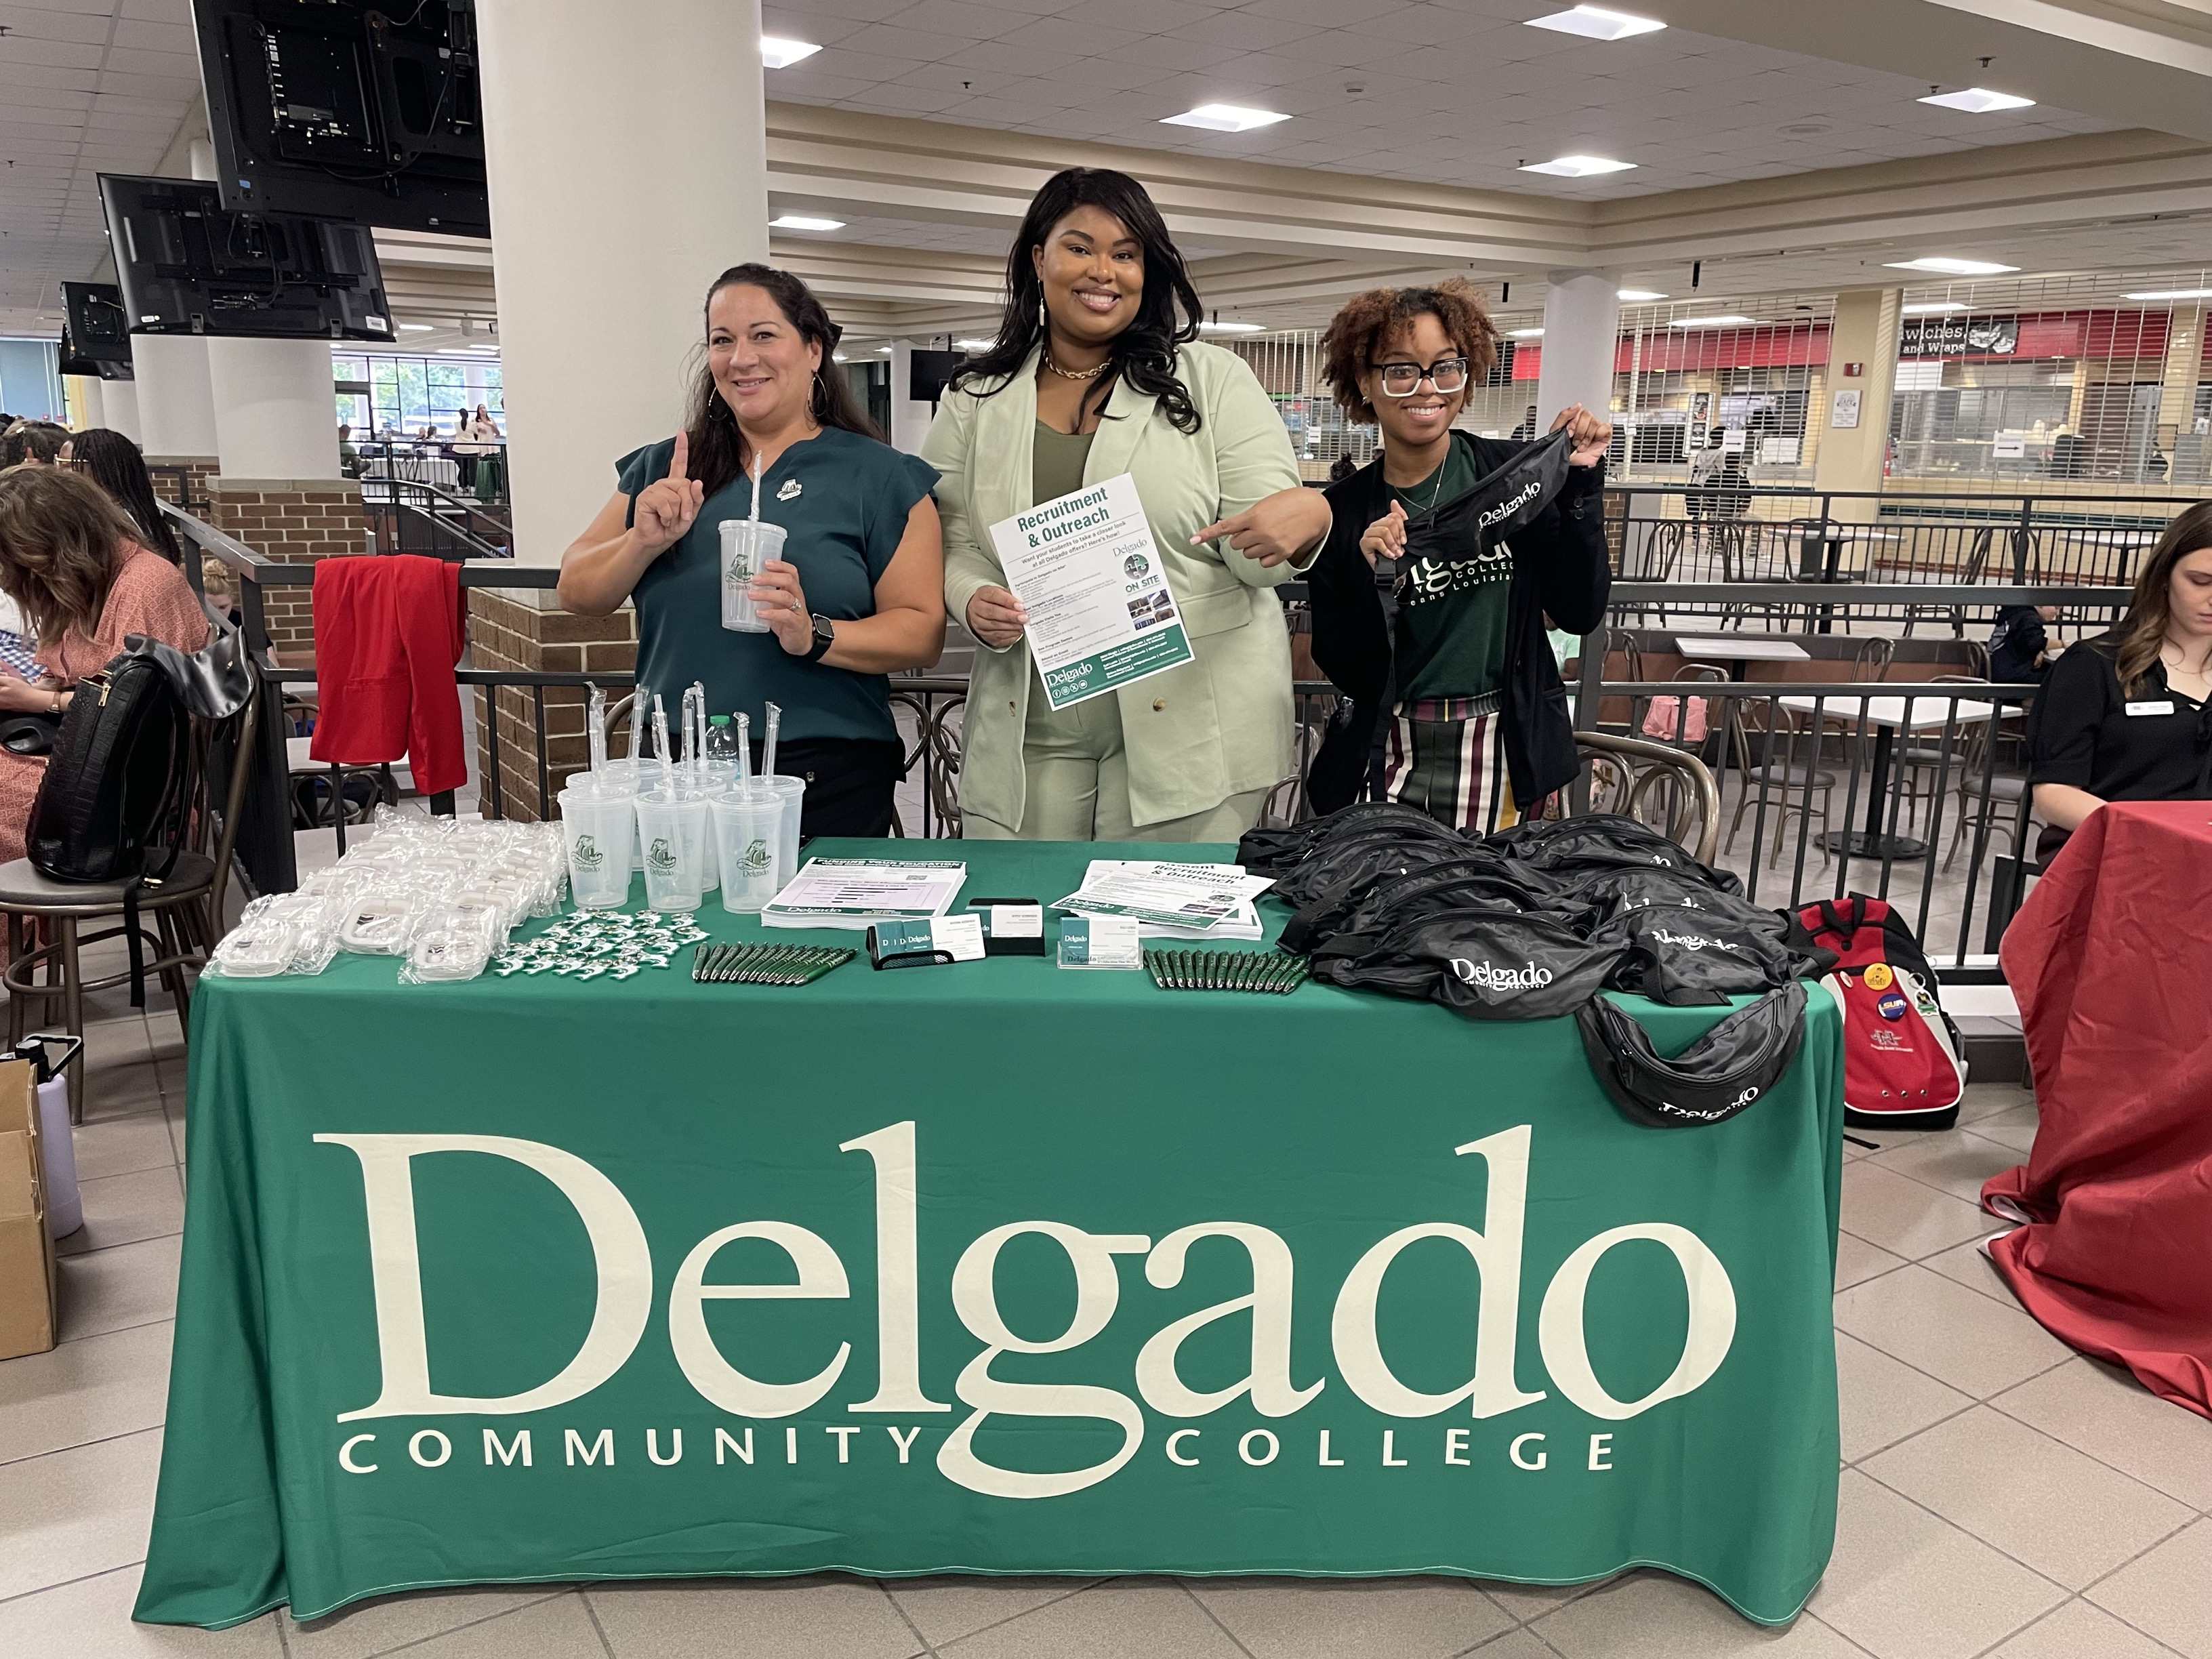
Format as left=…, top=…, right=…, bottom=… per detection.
left=989, top=474, right=1195, bottom=711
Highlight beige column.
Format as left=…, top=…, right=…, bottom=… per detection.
left=2156, top=306, right=2204, bottom=468
left=1812, top=288, right=1901, bottom=522
left=475, top=0, right=769, bottom=567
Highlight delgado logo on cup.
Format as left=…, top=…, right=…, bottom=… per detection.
left=743, top=838, right=770, bottom=876
left=572, top=834, right=604, bottom=870
left=647, top=837, right=677, bottom=873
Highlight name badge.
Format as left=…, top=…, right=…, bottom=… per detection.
left=2125, top=700, right=2175, bottom=716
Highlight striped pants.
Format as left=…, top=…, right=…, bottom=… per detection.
left=1382, top=695, right=1522, bottom=834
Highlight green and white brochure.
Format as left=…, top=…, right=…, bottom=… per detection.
left=762, top=859, right=968, bottom=929
left=988, top=472, right=1195, bottom=711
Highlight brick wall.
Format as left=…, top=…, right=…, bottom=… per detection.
left=142, top=455, right=217, bottom=517
left=468, top=588, right=636, bottom=821
left=206, top=477, right=371, bottom=653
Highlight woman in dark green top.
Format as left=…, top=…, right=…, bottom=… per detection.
left=560, top=264, right=943, bottom=837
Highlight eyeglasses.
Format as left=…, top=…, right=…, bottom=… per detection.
left=1372, top=358, right=1470, bottom=396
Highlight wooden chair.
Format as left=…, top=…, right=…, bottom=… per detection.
left=0, top=676, right=260, bottom=1123
left=1725, top=695, right=1835, bottom=869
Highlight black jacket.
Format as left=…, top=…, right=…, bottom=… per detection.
left=1305, top=432, right=1611, bottom=813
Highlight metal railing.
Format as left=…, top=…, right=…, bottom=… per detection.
left=361, top=476, right=513, bottom=560
left=163, top=499, right=2121, bottom=983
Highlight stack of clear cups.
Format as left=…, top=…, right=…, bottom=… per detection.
left=558, top=777, right=637, bottom=909
left=633, top=787, right=710, bottom=914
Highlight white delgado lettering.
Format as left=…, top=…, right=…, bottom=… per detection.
left=1331, top=1126, right=1547, bottom=1419
left=1538, top=1224, right=1736, bottom=1420
left=668, top=1221, right=851, bottom=1418
left=321, top=1122, right=1744, bottom=1494
left=938, top=1222, right=1151, bottom=1498
left=1136, top=1223, right=1324, bottom=1418
left=1449, top=960, right=1554, bottom=991
left=318, top=1133, right=653, bottom=1421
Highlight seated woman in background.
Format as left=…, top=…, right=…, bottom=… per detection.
left=0, top=467, right=207, bottom=862
left=2029, top=499, right=2212, bottom=865
left=70, top=428, right=186, bottom=565
left=1989, top=602, right=2062, bottom=684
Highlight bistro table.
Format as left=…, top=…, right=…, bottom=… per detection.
left=1668, top=634, right=1811, bottom=678
left=1780, top=693, right=1996, bottom=860
left=134, top=839, right=1845, bottom=1631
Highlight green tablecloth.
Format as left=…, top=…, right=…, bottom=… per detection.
left=136, top=839, right=1842, bottom=1629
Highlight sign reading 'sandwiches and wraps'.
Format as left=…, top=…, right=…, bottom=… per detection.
left=135, top=904, right=1845, bottom=1631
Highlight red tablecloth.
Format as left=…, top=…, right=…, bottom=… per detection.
left=1985, top=800, right=2212, bottom=1419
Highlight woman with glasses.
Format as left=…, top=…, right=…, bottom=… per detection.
left=1303, top=280, right=1613, bottom=828
left=923, top=167, right=1331, bottom=840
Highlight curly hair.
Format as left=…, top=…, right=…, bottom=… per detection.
left=0, top=463, right=141, bottom=647
left=1320, top=279, right=1500, bottom=426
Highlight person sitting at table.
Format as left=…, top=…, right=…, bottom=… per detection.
left=559, top=263, right=944, bottom=838
left=1300, top=279, right=1613, bottom=827
left=2028, top=499, right=2212, bottom=865
left=1989, top=602, right=2062, bottom=684
left=0, top=466, right=207, bottom=861
left=922, top=166, right=1332, bottom=841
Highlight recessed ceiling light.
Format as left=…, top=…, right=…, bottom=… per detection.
left=1509, top=327, right=1546, bottom=338
left=1519, top=155, right=1636, bottom=177
left=769, top=214, right=844, bottom=232
left=1617, top=288, right=1667, bottom=301
left=2125, top=286, right=2212, bottom=300
left=877, top=346, right=893, bottom=354
left=398, top=323, right=434, bottom=332
left=1885, top=257, right=2018, bottom=275
left=954, top=338, right=994, bottom=350
left=760, top=37, right=820, bottom=68
left=1919, top=87, right=2034, bottom=114
left=1525, top=6, right=1665, bottom=41
left=1198, top=320, right=1264, bottom=333
left=1162, top=103, right=1291, bottom=133
left=1900, top=301, right=1968, bottom=315
left=1669, top=314, right=1756, bottom=328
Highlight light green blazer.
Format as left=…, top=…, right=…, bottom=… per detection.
left=924, top=341, right=1301, bottom=831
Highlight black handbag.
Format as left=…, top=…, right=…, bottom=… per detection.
left=0, top=711, right=62, bottom=756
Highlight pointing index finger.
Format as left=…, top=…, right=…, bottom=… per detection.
left=667, top=432, right=690, bottom=481
left=1190, top=509, right=1248, bottom=546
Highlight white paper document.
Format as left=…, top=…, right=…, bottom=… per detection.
left=1053, top=860, right=1273, bottom=937
left=762, top=859, right=968, bottom=929
left=988, top=472, right=1195, bottom=711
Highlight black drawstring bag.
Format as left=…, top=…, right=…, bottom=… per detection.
left=1311, top=907, right=1628, bottom=1021
left=1492, top=813, right=1746, bottom=895
left=1238, top=802, right=1464, bottom=876
left=1557, top=865, right=1786, bottom=933
left=1595, top=905, right=1836, bottom=1006
left=1265, top=820, right=1469, bottom=912
left=1288, top=854, right=1576, bottom=956
left=1577, top=981, right=1808, bottom=1128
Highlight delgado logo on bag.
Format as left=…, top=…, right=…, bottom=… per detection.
left=1450, top=959, right=1555, bottom=991
left=1651, top=930, right=1736, bottom=954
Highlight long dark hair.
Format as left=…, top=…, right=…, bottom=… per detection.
left=2114, top=499, right=2212, bottom=697
left=69, top=428, right=184, bottom=565
left=682, top=264, right=880, bottom=500
left=954, top=168, right=1205, bottom=435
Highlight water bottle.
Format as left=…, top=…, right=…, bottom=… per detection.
left=705, top=715, right=740, bottom=767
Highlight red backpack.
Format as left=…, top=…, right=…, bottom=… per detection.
left=1792, top=896, right=1967, bottom=1131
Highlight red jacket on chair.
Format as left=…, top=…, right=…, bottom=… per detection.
left=307, top=554, right=467, bottom=796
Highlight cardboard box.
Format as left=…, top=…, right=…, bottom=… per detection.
left=0, top=1058, right=56, bottom=1360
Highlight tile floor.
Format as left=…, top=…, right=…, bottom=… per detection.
left=3, top=959, right=2209, bottom=1658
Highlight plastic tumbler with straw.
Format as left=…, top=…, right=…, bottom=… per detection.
left=720, top=453, right=783, bottom=632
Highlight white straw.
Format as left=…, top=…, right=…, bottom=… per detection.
left=652, top=694, right=672, bottom=783
left=750, top=451, right=762, bottom=525
left=762, top=701, right=781, bottom=783
left=734, top=712, right=752, bottom=790
left=586, top=683, right=607, bottom=777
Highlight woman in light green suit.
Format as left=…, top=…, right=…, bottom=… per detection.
left=924, top=167, right=1332, bottom=841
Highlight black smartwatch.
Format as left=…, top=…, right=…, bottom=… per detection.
left=804, top=613, right=836, bottom=663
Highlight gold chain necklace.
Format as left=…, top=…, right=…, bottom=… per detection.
left=1042, top=348, right=1109, bottom=382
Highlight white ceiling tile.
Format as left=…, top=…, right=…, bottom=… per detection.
left=0, top=6, right=108, bottom=43
left=804, top=45, right=928, bottom=82
left=120, top=0, right=192, bottom=22
left=882, top=0, right=1027, bottom=40
left=0, top=35, right=102, bottom=68
left=823, top=22, right=971, bottom=61
left=951, top=39, right=1082, bottom=75
left=1241, top=0, right=1410, bottom=26
left=761, top=7, right=874, bottom=43
left=764, top=68, right=883, bottom=100
left=836, top=82, right=968, bottom=112
left=997, top=15, right=1148, bottom=54
left=1095, top=34, right=1244, bottom=73
left=1357, top=6, right=1501, bottom=46
left=1168, top=14, right=1315, bottom=51
left=110, top=18, right=190, bottom=52
left=891, top=59, right=1021, bottom=94
left=1091, top=0, right=1215, bottom=30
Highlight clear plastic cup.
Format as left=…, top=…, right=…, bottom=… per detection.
left=595, top=757, right=663, bottom=869
left=710, top=790, right=783, bottom=913
left=720, top=520, right=787, bottom=633
left=672, top=777, right=719, bottom=893
left=760, top=775, right=805, bottom=891
left=633, top=790, right=710, bottom=913
left=558, top=788, right=636, bottom=909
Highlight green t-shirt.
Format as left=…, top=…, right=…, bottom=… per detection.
left=617, top=426, right=938, bottom=744
left=1389, top=441, right=1511, bottom=702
